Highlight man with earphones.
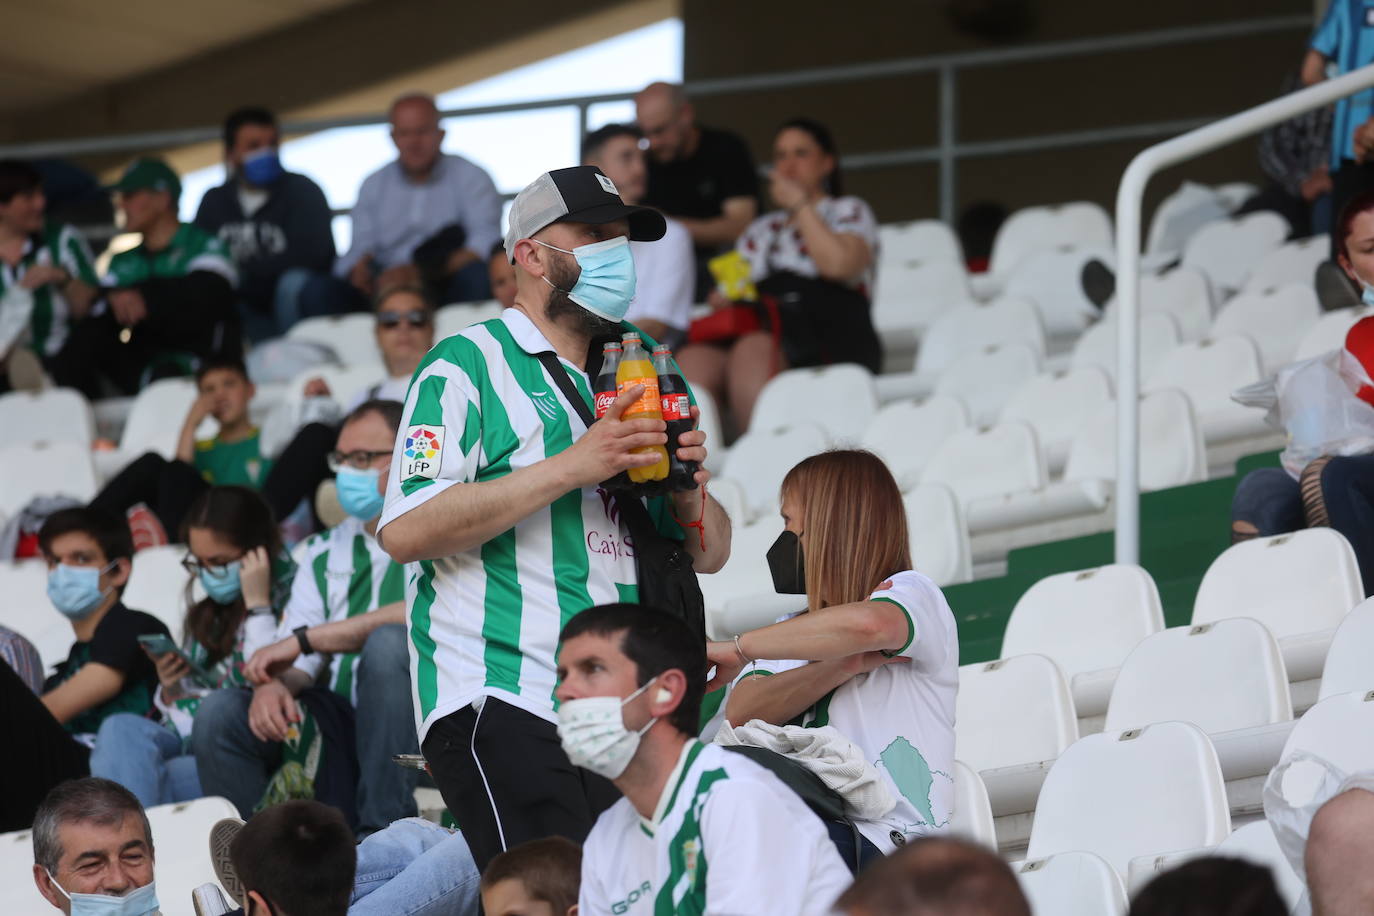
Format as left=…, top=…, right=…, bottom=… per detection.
left=557, top=604, right=850, bottom=916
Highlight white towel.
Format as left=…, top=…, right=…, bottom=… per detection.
left=715, top=718, right=895, bottom=819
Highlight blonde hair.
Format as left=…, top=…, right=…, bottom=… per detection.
left=780, top=449, right=912, bottom=611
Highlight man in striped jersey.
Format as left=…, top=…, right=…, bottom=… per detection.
left=378, top=166, right=731, bottom=870
left=196, top=400, right=419, bottom=835
left=558, top=605, right=851, bottom=916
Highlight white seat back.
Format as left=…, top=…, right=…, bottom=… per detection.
left=1320, top=596, right=1374, bottom=701
left=124, top=545, right=191, bottom=642
left=990, top=202, right=1113, bottom=275
left=1144, top=336, right=1264, bottom=421
left=1027, top=720, right=1231, bottom=876
left=750, top=364, right=877, bottom=443
left=693, top=386, right=723, bottom=457
left=1064, top=389, right=1206, bottom=491
left=0, top=825, right=54, bottom=914
left=878, top=219, right=964, bottom=266
left=1000, top=367, right=1112, bottom=471
left=955, top=653, right=1078, bottom=773
left=1294, top=304, right=1374, bottom=363
left=1192, top=529, right=1364, bottom=638
left=1003, top=564, right=1164, bottom=686
left=145, top=796, right=240, bottom=911
left=0, top=388, right=95, bottom=446
left=260, top=362, right=389, bottom=455
left=1210, top=283, right=1321, bottom=373
left=0, top=559, right=68, bottom=672
left=718, top=423, right=831, bottom=522
left=699, top=516, right=786, bottom=635
left=1003, top=246, right=1115, bottom=338
left=1071, top=312, right=1181, bottom=384
left=1017, top=851, right=1128, bottom=916
left=861, top=395, right=969, bottom=490
left=435, top=300, right=503, bottom=340
left=1104, top=617, right=1293, bottom=734
left=0, top=442, right=98, bottom=519
left=915, top=297, right=1047, bottom=378
left=119, top=378, right=201, bottom=457
left=921, top=421, right=1045, bottom=509
left=1215, top=821, right=1306, bottom=914
left=1147, top=181, right=1232, bottom=257
left=933, top=342, right=1042, bottom=426
left=705, top=477, right=746, bottom=528
left=950, top=760, right=997, bottom=850
left=1181, top=211, right=1289, bottom=292
left=1244, top=234, right=1329, bottom=294
left=871, top=258, right=974, bottom=340
left=903, top=484, right=972, bottom=586
left=1132, top=266, right=1216, bottom=342
left=286, top=313, right=380, bottom=366
left=1274, top=690, right=1374, bottom=815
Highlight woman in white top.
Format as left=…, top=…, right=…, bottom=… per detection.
left=707, top=449, right=958, bottom=867
left=677, top=119, right=882, bottom=437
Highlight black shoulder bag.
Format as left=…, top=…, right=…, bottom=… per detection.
left=534, top=350, right=707, bottom=645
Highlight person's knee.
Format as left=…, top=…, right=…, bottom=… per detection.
left=193, top=688, right=252, bottom=743
left=360, top=624, right=410, bottom=673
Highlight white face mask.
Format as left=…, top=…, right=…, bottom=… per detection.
left=557, top=677, right=664, bottom=780
left=45, top=871, right=159, bottom=916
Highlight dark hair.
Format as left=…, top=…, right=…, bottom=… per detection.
left=182, top=486, right=281, bottom=664
left=373, top=283, right=435, bottom=314
left=33, top=778, right=152, bottom=874
left=836, top=836, right=1030, bottom=915
left=481, top=836, right=582, bottom=913
left=0, top=159, right=43, bottom=206
left=1129, top=857, right=1287, bottom=916
left=231, top=801, right=354, bottom=916
left=1338, top=189, right=1374, bottom=261
left=343, top=398, right=404, bottom=435
left=776, top=117, right=843, bottom=196
left=957, top=201, right=1008, bottom=262
left=38, top=507, right=134, bottom=585
left=223, top=107, right=278, bottom=150
left=195, top=354, right=251, bottom=386
left=582, top=123, right=644, bottom=163
left=559, top=604, right=704, bottom=735
left=489, top=240, right=508, bottom=260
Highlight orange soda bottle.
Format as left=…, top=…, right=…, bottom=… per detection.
left=616, top=332, right=670, bottom=483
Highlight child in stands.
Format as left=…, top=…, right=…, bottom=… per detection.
left=481, top=837, right=583, bottom=916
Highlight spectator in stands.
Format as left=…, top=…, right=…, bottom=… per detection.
left=229, top=800, right=356, bottom=916
left=377, top=165, right=730, bottom=872
left=1304, top=3, right=1374, bottom=251
left=560, top=604, right=851, bottom=914
left=582, top=123, right=694, bottom=348
left=196, top=402, right=420, bottom=836
left=488, top=241, right=517, bottom=310
left=31, top=777, right=159, bottom=914
left=0, top=509, right=168, bottom=831
left=677, top=118, right=880, bottom=435
left=956, top=201, right=1007, bottom=275
left=195, top=107, right=355, bottom=341
left=708, top=450, right=957, bottom=866
left=1307, top=787, right=1374, bottom=915
left=1127, top=856, right=1286, bottom=916
left=636, top=82, right=759, bottom=296
left=481, top=837, right=582, bottom=916
left=89, top=486, right=291, bottom=810
left=336, top=93, right=502, bottom=305
left=835, top=836, right=1031, bottom=916
left=53, top=157, right=239, bottom=398
left=0, top=623, right=44, bottom=694
left=0, top=159, right=99, bottom=391
left=1238, top=71, right=1333, bottom=241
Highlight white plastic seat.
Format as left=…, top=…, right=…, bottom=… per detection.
left=955, top=653, right=1078, bottom=774
left=878, top=219, right=964, bottom=266
left=0, top=388, right=95, bottom=446
left=717, top=423, right=831, bottom=522
left=1002, top=565, right=1165, bottom=716
left=699, top=516, right=787, bottom=636
left=1104, top=617, right=1293, bottom=734
left=990, top=202, right=1113, bottom=276
left=1215, top=821, right=1306, bottom=914
left=435, top=300, right=503, bottom=339
left=145, top=796, right=240, bottom=911
left=706, top=477, right=746, bottom=527
left=951, top=760, right=997, bottom=850
left=1003, top=245, right=1115, bottom=338
left=1000, top=367, right=1112, bottom=474
left=0, top=558, right=69, bottom=671
left=1146, top=181, right=1232, bottom=259
left=116, top=377, right=203, bottom=459
left=1272, top=690, right=1374, bottom=818
left=1104, top=266, right=1215, bottom=343
left=933, top=342, right=1042, bottom=426
left=1181, top=211, right=1289, bottom=293
left=1210, top=283, right=1321, bottom=374
left=903, top=483, right=972, bottom=586
left=124, top=545, right=191, bottom=642
left=1063, top=389, right=1207, bottom=492
left=0, top=441, right=98, bottom=519
left=1017, top=851, right=1128, bottom=916
left=1070, top=312, right=1181, bottom=385
left=871, top=259, right=974, bottom=348
left=860, top=395, right=969, bottom=490
left=1244, top=234, right=1330, bottom=294
left=1214, top=181, right=1262, bottom=212
left=921, top=421, right=1046, bottom=515
left=1026, top=720, right=1231, bottom=876
left=693, top=386, right=723, bottom=458
left=750, top=364, right=877, bottom=443
left=1144, top=336, right=1267, bottom=445
left=1294, top=304, right=1373, bottom=362
left=286, top=312, right=380, bottom=366
left=260, top=362, right=389, bottom=456
left=1319, top=596, right=1374, bottom=701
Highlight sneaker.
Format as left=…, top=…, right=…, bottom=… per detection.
left=192, top=882, right=234, bottom=916
left=208, top=817, right=246, bottom=903
left=6, top=347, right=48, bottom=392
left=126, top=503, right=168, bottom=552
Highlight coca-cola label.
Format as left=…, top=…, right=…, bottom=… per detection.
left=661, top=393, right=690, bottom=421
left=594, top=390, right=616, bottom=418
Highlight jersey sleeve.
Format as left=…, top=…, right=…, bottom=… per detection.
left=275, top=541, right=331, bottom=681
left=1311, top=0, right=1345, bottom=57
left=57, top=225, right=98, bottom=285
left=869, top=570, right=955, bottom=669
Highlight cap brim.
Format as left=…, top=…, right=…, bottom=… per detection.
left=560, top=203, right=666, bottom=243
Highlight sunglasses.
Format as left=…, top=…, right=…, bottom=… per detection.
left=377, top=310, right=432, bottom=329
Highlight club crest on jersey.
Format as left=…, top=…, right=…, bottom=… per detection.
left=403, top=425, right=444, bottom=480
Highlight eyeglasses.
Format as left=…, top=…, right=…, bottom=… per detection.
left=181, top=554, right=240, bottom=576
left=328, top=449, right=392, bottom=472
left=377, top=310, right=432, bottom=329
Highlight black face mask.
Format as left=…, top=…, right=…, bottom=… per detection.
left=767, top=530, right=806, bottom=595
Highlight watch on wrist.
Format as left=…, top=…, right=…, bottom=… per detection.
left=294, top=625, right=315, bottom=656
left=247, top=604, right=273, bottom=617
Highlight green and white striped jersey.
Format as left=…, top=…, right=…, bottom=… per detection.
left=0, top=220, right=98, bottom=356
left=276, top=517, right=405, bottom=705
left=104, top=222, right=238, bottom=289
left=579, top=740, right=852, bottom=916
left=378, top=309, right=686, bottom=742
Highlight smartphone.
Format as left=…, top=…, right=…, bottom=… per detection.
left=392, top=754, right=428, bottom=771
left=137, top=634, right=218, bottom=689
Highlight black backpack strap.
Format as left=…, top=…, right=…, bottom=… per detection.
left=535, top=350, right=596, bottom=428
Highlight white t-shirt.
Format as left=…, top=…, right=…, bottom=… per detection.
left=628, top=216, right=694, bottom=333
left=580, top=740, right=852, bottom=916
left=742, top=570, right=959, bottom=853
left=735, top=195, right=880, bottom=294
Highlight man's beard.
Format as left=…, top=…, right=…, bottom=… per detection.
left=544, top=256, right=621, bottom=337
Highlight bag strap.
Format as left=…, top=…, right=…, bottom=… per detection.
left=534, top=350, right=597, bottom=428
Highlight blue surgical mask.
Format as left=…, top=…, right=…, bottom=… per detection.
left=199, top=560, right=243, bottom=605
left=45, top=871, right=159, bottom=916
left=47, top=562, right=115, bottom=620
left=1358, top=272, right=1374, bottom=308
left=535, top=236, right=637, bottom=322
left=241, top=147, right=284, bottom=187
left=336, top=466, right=385, bottom=520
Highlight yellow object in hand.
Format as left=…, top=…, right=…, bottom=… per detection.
left=709, top=251, right=758, bottom=302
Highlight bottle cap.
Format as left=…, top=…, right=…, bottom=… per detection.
left=621, top=332, right=641, bottom=342
left=652, top=343, right=670, bottom=354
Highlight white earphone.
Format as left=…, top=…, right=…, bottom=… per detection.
left=655, top=687, right=672, bottom=704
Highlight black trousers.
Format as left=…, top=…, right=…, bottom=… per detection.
left=259, top=421, right=337, bottom=529
left=421, top=697, right=620, bottom=873
left=91, top=452, right=207, bottom=537
left=0, top=661, right=89, bottom=831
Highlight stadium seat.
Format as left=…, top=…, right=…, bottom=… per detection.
left=1104, top=266, right=1215, bottom=343
left=1002, top=245, right=1115, bottom=339
left=1016, top=851, right=1128, bottom=916
left=0, top=558, right=68, bottom=672
left=989, top=202, right=1113, bottom=277
left=0, top=388, right=95, bottom=447
left=1145, top=181, right=1232, bottom=260
left=1063, top=389, right=1207, bottom=492
left=1070, top=311, right=1181, bottom=388
left=1320, top=596, right=1374, bottom=701
left=1244, top=234, right=1329, bottom=294
left=1103, top=617, right=1292, bottom=734
left=145, top=796, right=240, bottom=914
left=0, top=441, right=98, bottom=520
left=717, top=422, right=830, bottom=522
left=1181, top=211, right=1289, bottom=294
left=124, top=545, right=192, bottom=642
left=871, top=259, right=974, bottom=363
left=1293, top=303, right=1372, bottom=362
left=933, top=342, right=1042, bottom=426
left=878, top=219, right=964, bottom=266
left=1026, top=720, right=1231, bottom=876
left=435, top=300, right=503, bottom=339
left=1272, top=689, right=1374, bottom=816
left=699, top=516, right=788, bottom=637
left=286, top=313, right=379, bottom=366
left=1214, top=821, right=1307, bottom=914
left=956, top=653, right=1078, bottom=777
left=921, top=422, right=1046, bottom=519
left=693, top=386, right=723, bottom=457
left=750, top=364, right=877, bottom=443
left=1002, top=564, right=1165, bottom=718
left=1210, top=283, right=1321, bottom=374
left=999, top=367, right=1112, bottom=474
left=860, top=395, right=970, bottom=490
left=1144, top=336, right=1267, bottom=448
left=904, top=484, right=973, bottom=587
left=706, top=476, right=746, bottom=527
left=114, top=377, right=203, bottom=460
left=1214, top=181, right=1262, bottom=212
left=259, top=362, right=389, bottom=456
left=950, top=760, right=997, bottom=850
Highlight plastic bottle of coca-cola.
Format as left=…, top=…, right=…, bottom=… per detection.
left=652, top=344, right=701, bottom=492
left=594, top=341, right=622, bottom=419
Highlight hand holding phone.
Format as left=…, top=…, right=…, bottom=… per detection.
left=137, top=634, right=217, bottom=689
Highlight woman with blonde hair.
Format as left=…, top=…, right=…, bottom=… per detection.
left=707, top=449, right=958, bottom=865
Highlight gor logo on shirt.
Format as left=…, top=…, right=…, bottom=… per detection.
left=403, top=425, right=444, bottom=480
left=612, top=881, right=651, bottom=914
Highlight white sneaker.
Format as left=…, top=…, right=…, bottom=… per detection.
left=192, top=882, right=233, bottom=916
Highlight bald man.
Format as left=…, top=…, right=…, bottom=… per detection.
left=835, top=837, right=1031, bottom=916
left=336, top=93, right=502, bottom=304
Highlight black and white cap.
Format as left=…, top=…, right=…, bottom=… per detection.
left=503, top=165, right=666, bottom=262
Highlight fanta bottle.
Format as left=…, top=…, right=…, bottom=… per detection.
left=617, top=333, right=670, bottom=483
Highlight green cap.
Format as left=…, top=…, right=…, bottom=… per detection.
left=106, top=157, right=181, bottom=198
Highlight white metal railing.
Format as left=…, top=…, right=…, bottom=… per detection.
left=1113, top=63, right=1374, bottom=565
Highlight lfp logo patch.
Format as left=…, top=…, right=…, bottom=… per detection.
left=403, top=425, right=444, bottom=480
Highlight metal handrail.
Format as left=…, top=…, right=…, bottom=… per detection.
left=1113, top=63, right=1374, bottom=566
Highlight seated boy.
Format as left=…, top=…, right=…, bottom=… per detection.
left=231, top=800, right=357, bottom=916
left=482, top=837, right=582, bottom=916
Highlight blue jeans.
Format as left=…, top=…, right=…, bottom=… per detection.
left=350, top=818, right=480, bottom=916
left=1231, top=467, right=1304, bottom=537
left=89, top=714, right=201, bottom=808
